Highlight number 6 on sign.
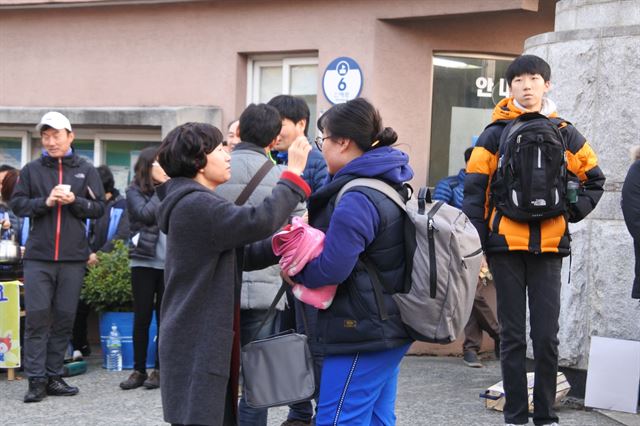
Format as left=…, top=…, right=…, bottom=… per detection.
left=322, top=56, right=363, bottom=105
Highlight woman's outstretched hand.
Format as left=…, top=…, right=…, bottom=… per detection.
left=286, top=136, right=312, bottom=176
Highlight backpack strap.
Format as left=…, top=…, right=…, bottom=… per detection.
left=339, top=179, right=444, bottom=301
left=335, top=178, right=407, bottom=210
left=358, top=255, right=390, bottom=321
left=337, top=178, right=418, bottom=321
left=336, top=178, right=407, bottom=321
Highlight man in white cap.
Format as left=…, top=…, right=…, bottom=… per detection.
left=10, top=111, right=106, bottom=403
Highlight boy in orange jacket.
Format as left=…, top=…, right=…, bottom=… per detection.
left=463, top=55, right=605, bottom=425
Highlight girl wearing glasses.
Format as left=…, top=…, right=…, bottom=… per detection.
left=290, top=98, right=414, bottom=425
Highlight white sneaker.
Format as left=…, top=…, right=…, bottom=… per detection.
left=72, top=350, right=83, bottom=361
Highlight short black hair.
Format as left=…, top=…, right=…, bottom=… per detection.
left=505, top=55, right=551, bottom=85
left=268, top=95, right=310, bottom=136
left=96, top=165, right=115, bottom=194
left=464, top=147, right=474, bottom=163
left=158, top=122, right=223, bottom=179
left=0, top=164, right=16, bottom=173
left=238, top=104, right=282, bottom=148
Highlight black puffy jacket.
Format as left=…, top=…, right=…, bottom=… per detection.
left=126, top=183, right=160, bottom=260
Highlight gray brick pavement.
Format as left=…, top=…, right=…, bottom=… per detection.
left=0, top=354, right=630, bottom=425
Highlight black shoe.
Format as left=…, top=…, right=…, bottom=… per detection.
left=120, top=370, right=147, bottom=390
left=143, top=369, right=160, bottom=389
left=24, top=377, right=48, bottom=403
left=463, top=351, right=483, bottom=368
left=46, top=376, right=79, bottom=396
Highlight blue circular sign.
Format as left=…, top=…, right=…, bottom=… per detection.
left=322, top=57, right=363, bottom=105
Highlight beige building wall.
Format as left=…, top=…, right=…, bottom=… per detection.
left=0, top=0, right=555, bottom=187
left=0, top=0, right=556, bottom=354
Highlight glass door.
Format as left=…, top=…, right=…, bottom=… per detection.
left=428, top=54, right=513, bottom=185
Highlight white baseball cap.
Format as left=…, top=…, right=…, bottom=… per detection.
left=36, top=111, right=72, bottom=132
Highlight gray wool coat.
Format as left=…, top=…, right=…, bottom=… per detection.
left=156, top=176, right=308, bottom=426
left=216, top=142, right=305, bottom=311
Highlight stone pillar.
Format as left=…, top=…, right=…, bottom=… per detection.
left=524, top=0, right=640, bottom=369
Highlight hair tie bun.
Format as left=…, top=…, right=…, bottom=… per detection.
left=373, top=127, right=398, bottom=148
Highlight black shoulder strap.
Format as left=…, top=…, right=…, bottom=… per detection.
left=250, top=282, right=311, bottom=343
left=234, top=159, right=275, bottom=206
left=359, top=255, right=391, bottom=321
left=249, top=282, right=286, bottom=342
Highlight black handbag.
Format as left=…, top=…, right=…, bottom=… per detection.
left=241, top=283, right=316, bottom=408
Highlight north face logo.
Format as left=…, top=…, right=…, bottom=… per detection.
left=74, top=173, right=85, bottom=179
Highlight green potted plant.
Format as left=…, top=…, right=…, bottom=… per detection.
left=82, top=239, right=132, bottom=313
left=81, top=240, right=157, bottom=369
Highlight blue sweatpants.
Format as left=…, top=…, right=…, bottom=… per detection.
left=315, top=343, right=411, bottom=426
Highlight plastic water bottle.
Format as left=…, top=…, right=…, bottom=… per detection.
left=106, top=324, right=122, bottom=371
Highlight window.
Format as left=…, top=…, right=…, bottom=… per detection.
left=0, top=137, right=23, bottom=168
left=22, top=129, right=161, bottom=192
left=102, top=139, right=160, bottom=191
left=247, top=56, right=319, bottom=139
left=429, top=54, right=514, bottom=186
left=0, top=130, right=29, bottom=168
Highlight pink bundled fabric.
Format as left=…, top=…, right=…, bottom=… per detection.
left=272, top=216, right=337, bottom=309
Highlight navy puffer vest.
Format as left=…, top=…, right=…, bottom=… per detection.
left=307, top=174, right=412, bottom=355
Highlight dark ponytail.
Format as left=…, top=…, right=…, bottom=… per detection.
left=372, top=126, right=398, bottom=148
left=317, top=97, right=397, bottom=151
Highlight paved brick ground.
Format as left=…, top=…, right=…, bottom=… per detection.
left=0, top=354, right=629, bottom=425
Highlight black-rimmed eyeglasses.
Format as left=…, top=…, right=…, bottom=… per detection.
left=314, top=135, right=331, bottom=151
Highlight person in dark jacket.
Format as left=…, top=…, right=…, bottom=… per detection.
left=289, top=98, right=413, bottom=426
left=87, top=165, right=129, bottom=260
left=622, top=146, right=640, bottom=300
left=268, top=95, right=328, bottom=425
left=463, top=55, right=605, bottom=426
left=11, top=111, right=106, bottom=403
left=433, top=147, right=473, bottom=210
left=155, top=122, right=311, bottom=426
left=71, top=165, right=130, bottom=359
left=120, top=147, right=168, bottom=391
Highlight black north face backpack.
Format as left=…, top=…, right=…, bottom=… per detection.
left=490, top=112, right=568, bottom=222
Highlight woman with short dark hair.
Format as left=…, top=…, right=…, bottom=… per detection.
left=155, top=122, right=311, bottom=426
